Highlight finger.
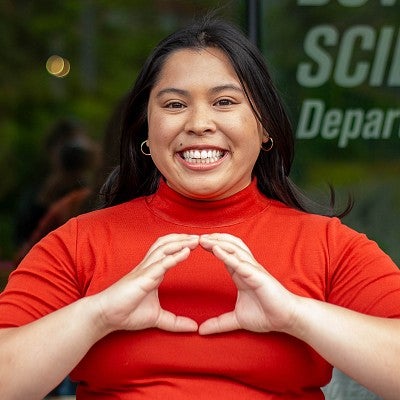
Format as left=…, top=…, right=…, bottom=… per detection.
left=212, top=245, right=267, bottom=279
left=200, top=234, right=253, bottom=261
left=155, top=310, right=198, bottom=332
left=200, top=233, right=250, bottom=252
left=147, top=234, right=200, bottom=254
left=201, top=238, right=257, bottom=268
left=139, top=235, right=199, bottom=270
left=136, top=246, right=193, bottom=286
left=199, top=240, right=256, bottom=278
left=198, top=312, right=241, bottom=335
left=147, top=234, right=199, bottom=258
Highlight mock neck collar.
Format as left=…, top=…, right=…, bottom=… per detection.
left=145, top=179, right=270, bottom=228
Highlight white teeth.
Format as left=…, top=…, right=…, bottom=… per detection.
left=181, top=149, right=224, bottom=164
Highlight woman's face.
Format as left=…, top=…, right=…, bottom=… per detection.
left=147, top=47, right=265, bottom=200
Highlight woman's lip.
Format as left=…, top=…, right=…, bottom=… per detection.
left=175, top=151, right=228, bottom=171
left=178, top=145, right=226, bottom=152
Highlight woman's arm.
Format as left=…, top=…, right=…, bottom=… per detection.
left=0, top=297, right=105, bottom=399
left=199, top=233, right=400, bottom=399
left=290, top=295, right=400, bottom=399
left=0, top=234, right=199, bottom=400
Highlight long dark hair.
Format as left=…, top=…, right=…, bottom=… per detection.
left=100, top=17, right=351, bottom=217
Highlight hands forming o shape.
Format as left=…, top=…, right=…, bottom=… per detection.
left=96, top=233, right=298, bottom=336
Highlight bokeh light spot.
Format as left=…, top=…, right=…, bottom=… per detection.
left=46, top=55, right=71, bottom=78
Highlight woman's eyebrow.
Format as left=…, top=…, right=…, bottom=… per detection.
left=156, top=88, right=188, bottom=98
left=209, top=84, right=243, bottom=95
left=155, top=84, right=243, bottom=99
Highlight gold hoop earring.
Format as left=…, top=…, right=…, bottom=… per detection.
left=261, top=137, right=274, bottom=152
left=140, top=140, right=151, bottom=156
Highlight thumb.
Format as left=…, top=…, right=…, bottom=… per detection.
left=155, top=309, right=198, bottom=332
left=198, top=312, right=240, bottom=335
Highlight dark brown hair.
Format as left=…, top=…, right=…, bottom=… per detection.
left=100, top=17, right=351, bottom=217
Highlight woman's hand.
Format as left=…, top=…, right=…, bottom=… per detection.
left=198, top=233, right=299, bottom=335
left=94, top=234, right=200, bottom=335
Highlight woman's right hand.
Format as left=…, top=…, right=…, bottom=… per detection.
left=93, top=233, right=200, bottom=334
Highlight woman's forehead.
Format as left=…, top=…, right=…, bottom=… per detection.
left=153, top=48, right=241, bottom=90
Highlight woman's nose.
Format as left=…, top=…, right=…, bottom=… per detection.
left=184, top=105, right=216, bottom=135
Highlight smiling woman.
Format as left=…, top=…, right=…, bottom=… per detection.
left=0, top=16, right=400, bottom=400
left=146, top=48, right=265, bottom=200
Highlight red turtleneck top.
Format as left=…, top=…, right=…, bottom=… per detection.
left=1, top=180, right=400, bottom=399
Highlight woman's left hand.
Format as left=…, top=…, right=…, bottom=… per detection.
left=198, top=233, right=299, bottom=335
left=199, top=233, right=400, bottom=399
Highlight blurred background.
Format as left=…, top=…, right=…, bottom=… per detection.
left=1, top=0, right=399, bottom=284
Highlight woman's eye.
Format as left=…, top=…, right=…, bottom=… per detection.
left=215, top=98, right=234, bottom=106
left=165, top=101, right=184, bottom=109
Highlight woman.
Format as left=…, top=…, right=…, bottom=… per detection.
left=1, top=18, right=400, bottom=399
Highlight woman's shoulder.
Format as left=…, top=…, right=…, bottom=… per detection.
left=76, top=196, right=148, bottom=223
left=265, top=198, right=369, bottom=245
left=267, top=197, right=335, bottom=224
